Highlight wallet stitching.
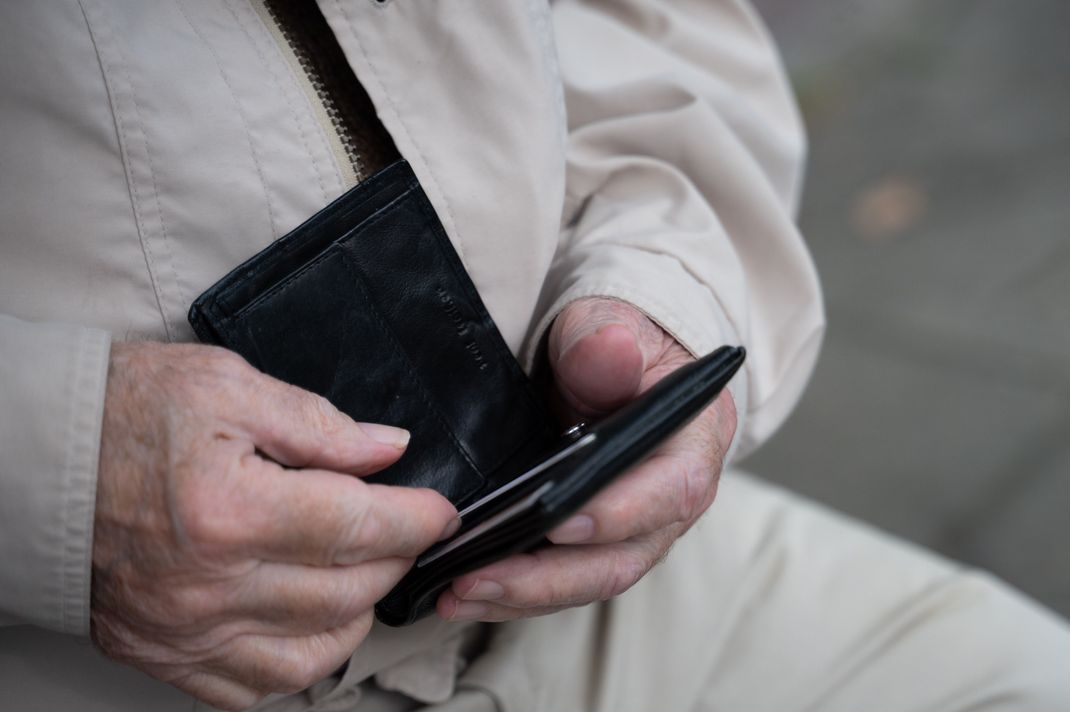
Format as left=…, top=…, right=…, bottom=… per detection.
left=226, top=243, right=337, bottom=321
left=408, top=192, right=555, bottom=476
left=220, top=182, right=418, bottom=322
left=335, top=241, right=488, bottom=490
left=207, top=164, right=414, bottom=316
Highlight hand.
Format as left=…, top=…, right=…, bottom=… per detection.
left=437, top=297, right=736, bottom=621
left=92, top=342, right=457, bottom=711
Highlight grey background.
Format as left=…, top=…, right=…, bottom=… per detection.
left=743, top=0, right=1070, bottom=617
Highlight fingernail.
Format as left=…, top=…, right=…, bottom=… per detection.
left=358, top=423, right=410, bottom=448
left=450, top=601, right=489, bottom=621
left=548, top=515, right=595, bottom=544
left=438, top=517, right=462, bottom=541
left=462, top=579, right=504, bottom=601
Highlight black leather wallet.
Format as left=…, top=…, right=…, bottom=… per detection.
left=188, top=161, right=744, bottom=626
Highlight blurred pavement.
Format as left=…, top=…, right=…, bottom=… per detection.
left=744, top=0, right=1070, bottom=617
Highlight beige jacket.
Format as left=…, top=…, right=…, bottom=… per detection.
left=0, top=0, right=823, bottom=705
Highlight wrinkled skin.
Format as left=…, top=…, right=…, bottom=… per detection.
left=438, top=297, right=736, bottom=621
left=92, top=342, right=458, bottom=711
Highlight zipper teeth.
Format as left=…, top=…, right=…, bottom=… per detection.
left=257, top=0, right=398, bottom=186
left=251, top=0, right=356, bottom=187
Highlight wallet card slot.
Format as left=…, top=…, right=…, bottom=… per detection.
left=220, top=244, right=488, bottom=499
left=334, top=249, right=489, bottom=493
left=333, top=185, right=553, bottom=489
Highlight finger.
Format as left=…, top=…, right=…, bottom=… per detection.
left=437, top=593, right=570, bottom=623
left=228, top=559, right=411, bottom=635
left=551, top=452, right=715, bottom=546
left=237, top=460, right=458, bottom=566
left=548, top=406, right=723, bottom=547
left=443, top=531, right=676, bottom=615
left=171, top=671, right=263, bottom=712
left=208, top=613, right=372, bottom=696
left=548, top=297, right=671, bottom=416
left=231, top=369, right=410, bottom=475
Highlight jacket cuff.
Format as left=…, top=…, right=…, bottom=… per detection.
left=522, top=244, right=749, bottom=465
left=0, top=315, right=111, bottom=635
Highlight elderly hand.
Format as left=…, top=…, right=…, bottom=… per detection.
left=91, top=342, right=458, bottom=711
left=437, top=297, right=736, bottom=621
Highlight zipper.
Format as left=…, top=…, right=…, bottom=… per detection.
left=251, top=0, right=400, bottom=188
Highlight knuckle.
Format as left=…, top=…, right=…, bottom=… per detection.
left=693, top=401, right=731, bottom=471
left=276, top=669, right=310, bottom=694
left=274, top=655, right=325, bottom=693
left=538, top=574, right=568, bottom=608
left=301, top=573, right=380, bottom=629
left=599, top=553, right=648, bottom=601
left=205, top=347, right=250, bottom=379
left=590, top=548, right=646, bottom=599
left=293, top=391, right=354, bottom=461
left=176, top=495, right=221, bottom=546
left=170, top=455, right=247, bottom=553
left=593, top=568, right=621, bottom=602
left=173, top=483, right=241, bottom=555
left=343, top=500, right=385, bottom=558
left=196, top=348, right=252, bottom=394
left=712, top=390, right=738, bottom=445
left=302, top=393, right=342, bottom=436
left=673, top=460, right=711, bottom=525
left=261, top=661, right=302, bottom=694
left=304, top=651, right=343, bottom=688
left=317, top=578, right=370, bottom=625
left=536, top=551, right=576, bottom=604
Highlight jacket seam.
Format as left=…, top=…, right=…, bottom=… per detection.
left=62, top=329, right=111, bottom=635
left=226, top=0, right=336, bottom=205
left=54, top=328, right=80, bottom=632
left=76, top=0, right=172, bottom=340
left=99, top=2, right=190, bottom=334
left=175, top=0, right=283, bottom=239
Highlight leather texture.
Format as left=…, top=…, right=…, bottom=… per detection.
left=188, top=161, right=745, bottom=625
left=189, top=161, right=557, bottom=508
left=377, top=345, right=745, bottom=626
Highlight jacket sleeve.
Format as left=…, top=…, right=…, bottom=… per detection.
left=0, top=314, right=111, bottom=635
left=531, top=0, right=825, bottom=459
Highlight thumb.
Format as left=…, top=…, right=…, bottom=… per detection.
left=548, top=298, right=667, bottom=416
left=237, top=372, right=410, bottom=476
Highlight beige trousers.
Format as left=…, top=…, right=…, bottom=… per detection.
left=3, top=472, right=1068, bottom=711
left=359, top=472, right=1070, bottom=712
